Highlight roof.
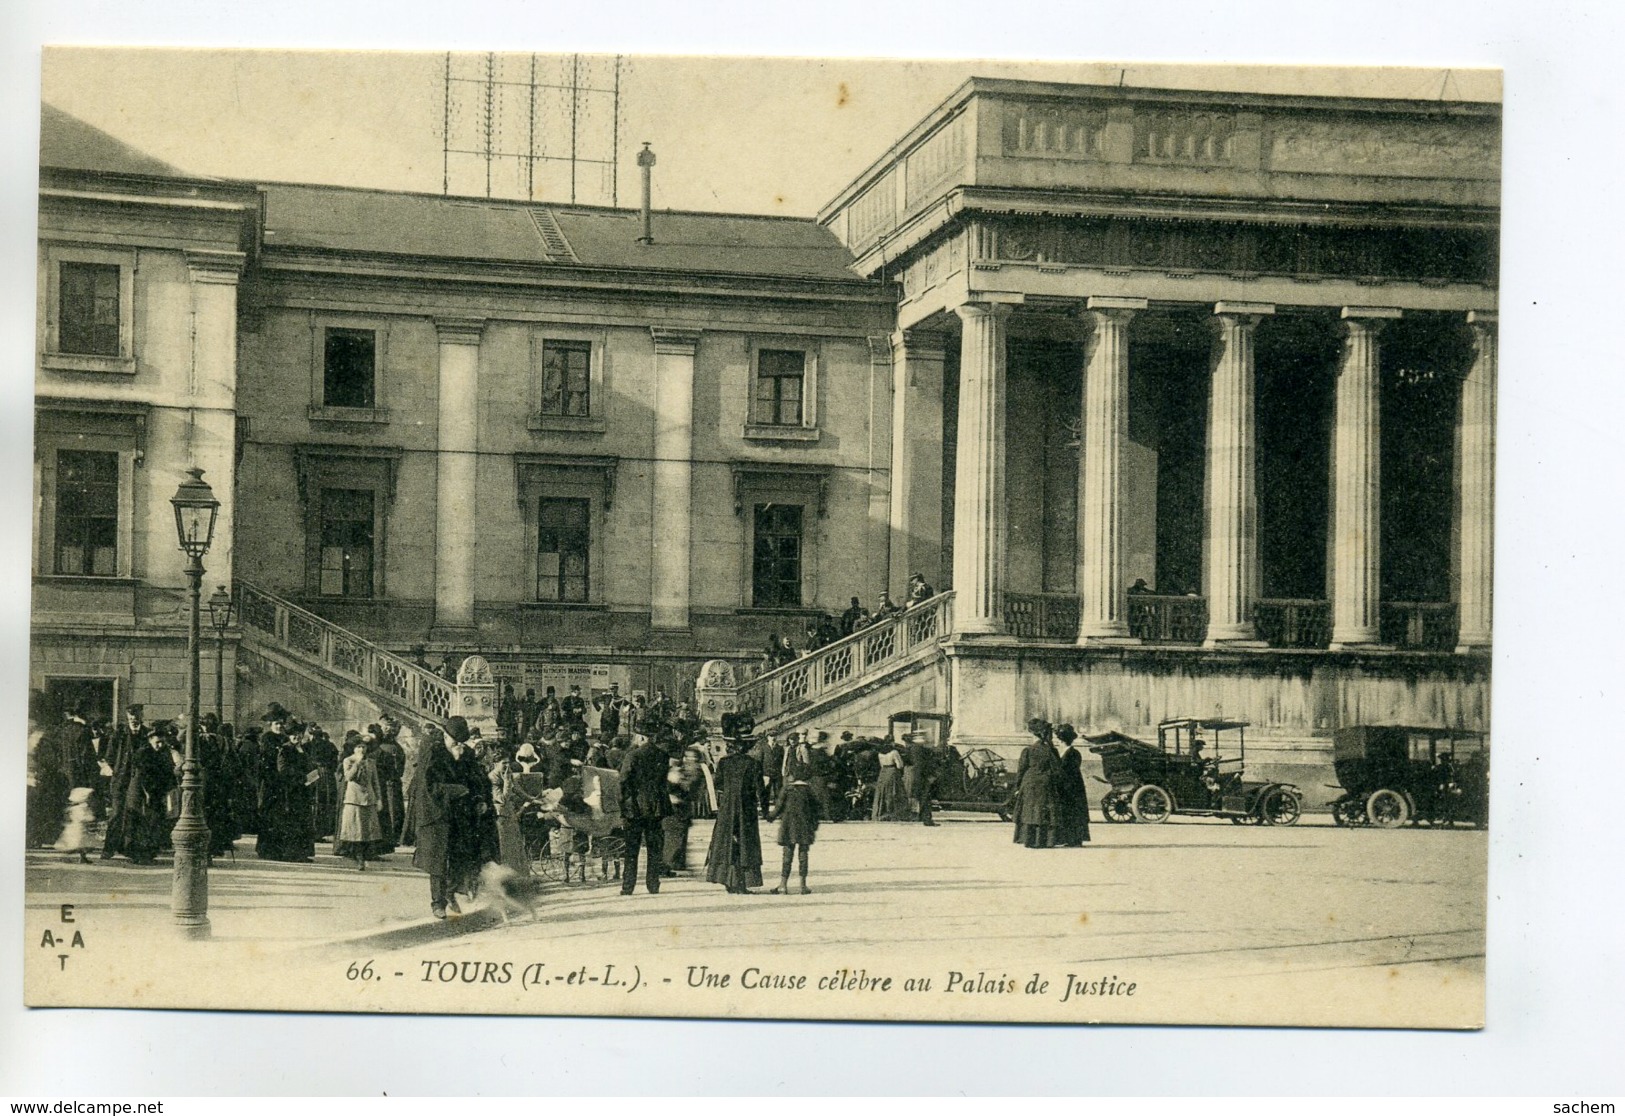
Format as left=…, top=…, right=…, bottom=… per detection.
left=39, top=103, right=189, bottom=179
left=259, top=182, right=868, bottom=283
left=1159, top=718, right=1251, bottom=731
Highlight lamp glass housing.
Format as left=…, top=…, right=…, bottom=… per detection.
left=170, top=467, right=220, bottom=559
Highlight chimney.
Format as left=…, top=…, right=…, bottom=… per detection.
left=637, top=142, right=656, bottom=244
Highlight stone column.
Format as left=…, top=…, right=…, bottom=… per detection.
left=1204, top=302, right=1273, bottom=646
left=950, top=301, right=1011, bottom=635
left=650, top=329, right=700, bottom=631
left=888, top=329, right=948, bottom=596
left=432, top=317, right=485, bottom=638
left=1330, top=307, right=1401, bottom=648
left=1076, top=296, right=1146, bottom=642
left=1455, top=311, right=1496, bottom=652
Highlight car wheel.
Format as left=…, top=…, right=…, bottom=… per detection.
left=1366, top=788, right=1410, bottom=828
left=1332, top=798, right=1366, bottom=827
left=1258, top=788, right=1301, bottom=827
left=1101, top=792, right=1135, bottom=824
left=1130, top=784, right=1172, bottom=824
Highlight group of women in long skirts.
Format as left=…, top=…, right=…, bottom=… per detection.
left=1012, top=719, right=1092, bottom=849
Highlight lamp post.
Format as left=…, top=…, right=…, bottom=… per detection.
left=170, top=467, right=220, bottom=940
left=207, top=585, right=234, bottom=723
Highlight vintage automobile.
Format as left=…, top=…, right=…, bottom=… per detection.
left=1329, top=725, right=1489, bottom=828
left=1087, top=718, right=1302, bottom=825
left=886, top=709, right=1017, bottom=820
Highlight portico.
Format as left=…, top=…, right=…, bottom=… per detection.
left=821, top=79, right=1499, bottom=659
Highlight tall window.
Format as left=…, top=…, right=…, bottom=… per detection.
left=59, top=262, right=121, bottom=356
left=323, top=328, right=376, bottom=409
left=318, top=488, right=375, bottom=598
left=752, top=503, right=803, bottom=608
left=752, top=349, right=806, bottom=426
left=537, top=498, right=590, bottom=602
left=54, top=450, right=118, bottom=576
left=540, top=341, right=591, bottom=416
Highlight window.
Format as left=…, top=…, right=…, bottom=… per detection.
left=318, top=488, right=375, bottom=598
left=537, top=498, right=590, bottom=602
left=752, top=503, right=803, bottom=608
left=540, top=340, right=592, bottom=417
left=59, top=263, right=121, bottom=356
left=323, top=328, right=376, bottom=409
left=753, top=349, right=806, bottom=426
left=54, top=450, right=119, bottom=576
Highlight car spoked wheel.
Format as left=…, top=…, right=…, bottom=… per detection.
left=1129, top=784, right=1172, bottom=824
left=1331, top=797, right=1366, bottom=827
left=1258, top=788, right=1301, bottom=826
left=1101, top=791, right=1135, bottom=824
left=1366, top=788, right=1411, bottom=828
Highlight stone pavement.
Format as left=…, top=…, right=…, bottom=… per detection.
left=24, top=812, right=1487, bottom=1026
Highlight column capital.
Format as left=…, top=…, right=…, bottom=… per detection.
left=650, top=327, right=702, bottom=356
left=434, top=316, right=487, bottom=345
left=892, top=329, right=951, bottom=360
left=1085, top=295, right=1149, bottom=312
left=1214, top=300, right=1275, bottom=318
left=1340, top=305, right=1403, bottom=321
left=185, top=249, right=245, bottom=285
left=953, top=298, right=1017, bottom=324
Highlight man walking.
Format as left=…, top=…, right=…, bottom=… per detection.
left=617, top=732, right=671, bottom=895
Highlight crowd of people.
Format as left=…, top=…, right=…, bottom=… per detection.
left=763, top=573, right=935, bottom=668
left=24, top=665, right=1092, bottom=920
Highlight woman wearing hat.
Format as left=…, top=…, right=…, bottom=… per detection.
left=705, top=732, right=765, bottom=895
left=1053, top=723, right=1092, bottom=847
left=1013, top=718, right=1063, bottom=849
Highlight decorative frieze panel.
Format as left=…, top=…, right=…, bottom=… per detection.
left=898, top=230, right=967, bottom=300
left=905, top=114, right=968, bottom=207
left=1135, top=111, right=1236, bottom=165
left=1002, top=101, right=1107, bottom=159
left=1269, top=117, right=1499, bottom=180
left=982, top=215, right=1495, bottom=284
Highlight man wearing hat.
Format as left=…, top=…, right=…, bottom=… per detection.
left=905, top=730, right=941, bottom=826
left=102, top=703, right=147, bottom=858
left=617, top=731, right=672, bottom=895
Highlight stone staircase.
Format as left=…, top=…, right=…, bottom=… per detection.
left=234, top=581, right=495, bottom=733
left=698, top=591, right=955, bottom=737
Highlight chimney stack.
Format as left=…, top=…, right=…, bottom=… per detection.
left=637, top=142, right=656, bottom=244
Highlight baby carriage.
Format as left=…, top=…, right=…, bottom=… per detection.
left=527, top=766, right=626, bottom=885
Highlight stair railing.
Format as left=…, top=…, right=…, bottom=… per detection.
left=735, top=591, right=954, bottom=723
left=235, top=580, right=456, bottom=724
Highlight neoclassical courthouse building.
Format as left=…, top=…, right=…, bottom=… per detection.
left=33, top=78, right=1497, bottom=777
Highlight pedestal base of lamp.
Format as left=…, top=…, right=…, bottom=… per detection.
left=171, top=823, right=213, bottom=941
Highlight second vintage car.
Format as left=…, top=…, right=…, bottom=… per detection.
left=1088, top=717, right=1302, bottom=825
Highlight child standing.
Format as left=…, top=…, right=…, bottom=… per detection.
left=769, top=755, right=819, bottom=895
left=55, top=787, right=103, bottom=863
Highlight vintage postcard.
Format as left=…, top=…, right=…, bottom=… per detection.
left=24, top=49, right=1498, bottom=1027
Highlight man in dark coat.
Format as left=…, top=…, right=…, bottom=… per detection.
left=36, top=705, right=94, bottom=847
left=617, top=732, right=671, bottom=895
left=101, top=704, right=146, bottom=857
left=373, top=717, right=406, bottom=848
left=560, top=684, right=588, bottom=730
left=409, top=723, right=469, bottom=919
left=906, top=731, right=941, bottom=826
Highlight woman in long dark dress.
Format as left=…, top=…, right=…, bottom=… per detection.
left=1053, top=723, right=1092, bottom=847
left=705, top=736, right=764, bottom=894
left=1013, top=719, right=1063, bottom=849
left=257, top=727, right=316, bottom=862
left=122, top=730, right=177, bottom=865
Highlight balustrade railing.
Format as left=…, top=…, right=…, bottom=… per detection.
left=1252, top=598, right=1331, bottom=648
left=736, top=592, right=954, bottom=723
left=1381, top=601, right=1459, bottom=651
left=1127, top=593, right=1207, bottom=643
left=1003, top=592, right=1079, bottom=640
left=236, top=581, right=455, bottom=723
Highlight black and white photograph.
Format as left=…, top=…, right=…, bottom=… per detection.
left=18, top=47, right=1507, bottom=1029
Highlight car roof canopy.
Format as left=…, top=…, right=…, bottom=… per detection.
left=1158, top=718, right=1250, bottom=732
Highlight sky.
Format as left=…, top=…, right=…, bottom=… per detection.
left=39, top=49, right=1499, bottom=217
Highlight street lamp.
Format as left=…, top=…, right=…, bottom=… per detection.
left=170, top=466, right=220, bottom=941
left=207, top=584, right=234, bottom=723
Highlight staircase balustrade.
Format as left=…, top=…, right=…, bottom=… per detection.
left=236, top=581, right=455, bottom=724
left=736, top=592, right=954, bottom=722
